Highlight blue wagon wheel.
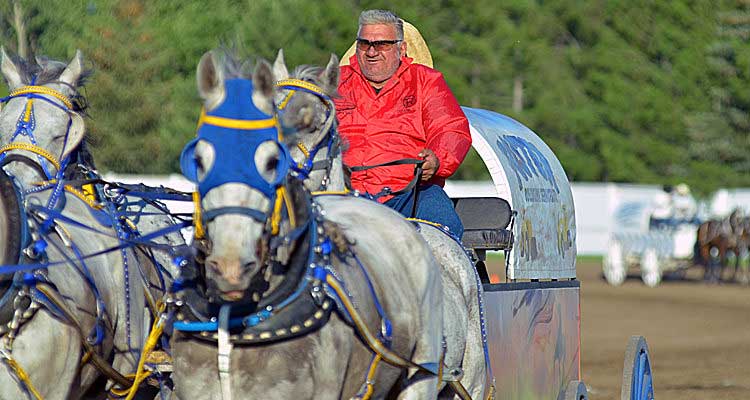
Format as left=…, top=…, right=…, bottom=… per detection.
left=564, top=380, right=588, bottom=400
left=620, top=335, right=654, bottom=400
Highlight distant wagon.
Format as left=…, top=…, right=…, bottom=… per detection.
left=602, top=201, right=698, bottom=287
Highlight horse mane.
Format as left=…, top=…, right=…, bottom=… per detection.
left=290, top=64, right=339, bottom=98
left=211, top=46, right=260, bottom=80
left=10, top=54, right=93, bottom=114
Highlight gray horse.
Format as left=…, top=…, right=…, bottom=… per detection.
left=170, top=49, right=444, bottom=400
left=273, top=50, right=489, bottom=400
left=0, top=49, right=157, bottom=399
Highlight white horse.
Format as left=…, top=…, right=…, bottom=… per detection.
left=0, top=49, right=159, bottom=399
left=170, top=49, right=444, bottom=400
left=273, top=50, right=489, bottom=400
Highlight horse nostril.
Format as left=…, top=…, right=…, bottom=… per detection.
left=243, top=262, right=256, bottom=272
left=207, top=260, right=221, bottom=273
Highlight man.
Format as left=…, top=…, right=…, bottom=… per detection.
left=649, top=184, right=674, bottom=229
left=335, top=9, right=472, bottom=237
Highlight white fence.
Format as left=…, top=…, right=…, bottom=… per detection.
left=105, top=173, right=750, bottom=256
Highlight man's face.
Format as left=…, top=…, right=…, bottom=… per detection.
left=356, top=24, right=406, bottom=89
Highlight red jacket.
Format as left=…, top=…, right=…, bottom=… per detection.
left=335, top=55, right=472, bottom=202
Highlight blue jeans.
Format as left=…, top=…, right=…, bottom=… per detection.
left=384, top=184, right=464, bottom=237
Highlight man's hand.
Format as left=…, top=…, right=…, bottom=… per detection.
left=417, top=148, right=440, bottom=181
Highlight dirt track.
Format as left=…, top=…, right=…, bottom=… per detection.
left=576, top=260, right=750, bottom=399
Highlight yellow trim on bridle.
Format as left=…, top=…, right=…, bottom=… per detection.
left=31, top=180, right=103, bottom=209
left=275, top=79, right=328, bottom=96
left=270, top=186, right=296, bottom=235
left=197, top=108, right=278, bottom=131
left=296, top=142, right=310, bottom=158
left=0, top=142, right=62, bottom=171
left=282, top=187, right=296, bottom=229
left=23, top=100, right=33, bottom=122
left=10, top=85, right=74, bottom=109
left=192, top=191, right=205, bottom=239
left=64, top=185, right=102, bottom=209
left=277, top=89, right=295, bottom=110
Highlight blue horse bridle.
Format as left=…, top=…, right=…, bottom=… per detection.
left=180, top=78, right=292, bottom=237
left=275, top=79, right=339, bottom=188
left=0, top=85, right=80, bottom=181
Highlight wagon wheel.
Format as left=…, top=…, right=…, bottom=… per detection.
left=620, top=335, right=654, bottom=400
left=563, top=380, right=588, bottom=400
left=640, top=248, right=661, bottom=287
left=603, top=239, right=626, bottom=286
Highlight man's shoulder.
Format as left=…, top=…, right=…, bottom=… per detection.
left=339, top=64, right=358, bottom=87
left=404, top=61, right=444, bottom=79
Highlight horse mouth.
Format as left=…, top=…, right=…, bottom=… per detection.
left=220, top=290, right=245, bottom=302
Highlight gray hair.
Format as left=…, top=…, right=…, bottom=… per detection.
left=358, top=9, right=404, bottom=41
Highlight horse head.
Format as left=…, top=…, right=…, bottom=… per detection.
left=0, top=48, right=89, bottom=186
left=181, top=49, right=301, bottom=304
left=273, top=50, right=345, bottom=191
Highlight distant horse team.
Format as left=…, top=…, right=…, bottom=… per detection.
left=0, top=44, right=493, bottom=400
left=695, top=208, right=750, bottom=284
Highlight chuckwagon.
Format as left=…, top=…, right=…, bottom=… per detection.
left=455, top=106, right=655, bottom=399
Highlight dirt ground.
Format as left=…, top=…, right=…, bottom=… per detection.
left=574, top=260, right=750, bottom=400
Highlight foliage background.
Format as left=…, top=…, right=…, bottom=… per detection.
left=0, top=0, right=748, bottom=195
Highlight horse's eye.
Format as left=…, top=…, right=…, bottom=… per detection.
left=195, top=154, right=205, bottom=172
left=265, top=158, right=278, bottom=173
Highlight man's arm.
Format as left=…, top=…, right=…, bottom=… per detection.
left=421, top=72, right=472, bottom=179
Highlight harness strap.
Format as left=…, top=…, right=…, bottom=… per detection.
left=0, top=218, right=191, bottom=275
left=347, top=158, right=425, bottom=201
left=34, top=283, right=133, bottom=388
left=202, top=206, right=267, bottom=223
left=324, top=273, right=438, bottom=375
left=0, top=143, right=61, bottom=171
left=217, top=305, right=233, bottom=400
left=0, top=349, right=43, bottom=400
left=192, top=192, right=205, bottom=239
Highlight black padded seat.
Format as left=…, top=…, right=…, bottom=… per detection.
left=453, top=197, right=514, bottom=251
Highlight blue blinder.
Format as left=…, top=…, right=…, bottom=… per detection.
left=180, top=79, right=290, bottom=200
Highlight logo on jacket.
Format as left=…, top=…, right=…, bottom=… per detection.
left=402, top=95, right=416, bottom=108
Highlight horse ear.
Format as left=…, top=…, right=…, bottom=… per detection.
left=196, top=50, right=225, bottom=103
left=1, top=47, right=23, bottom=90
left=321, top=54, right=340, bottom=96
left=59, top=49, right=84, bottom=87
left=61, top=113, right=86, bottom=161
left=273, top=49, right=289, bottom=81
left=252, top=59, right=275, bottom=115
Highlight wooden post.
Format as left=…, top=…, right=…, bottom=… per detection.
left=12, top=0, right=28, bottom=60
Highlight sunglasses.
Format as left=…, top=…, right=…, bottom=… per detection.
left=356, top=38, right=402, bottom=52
